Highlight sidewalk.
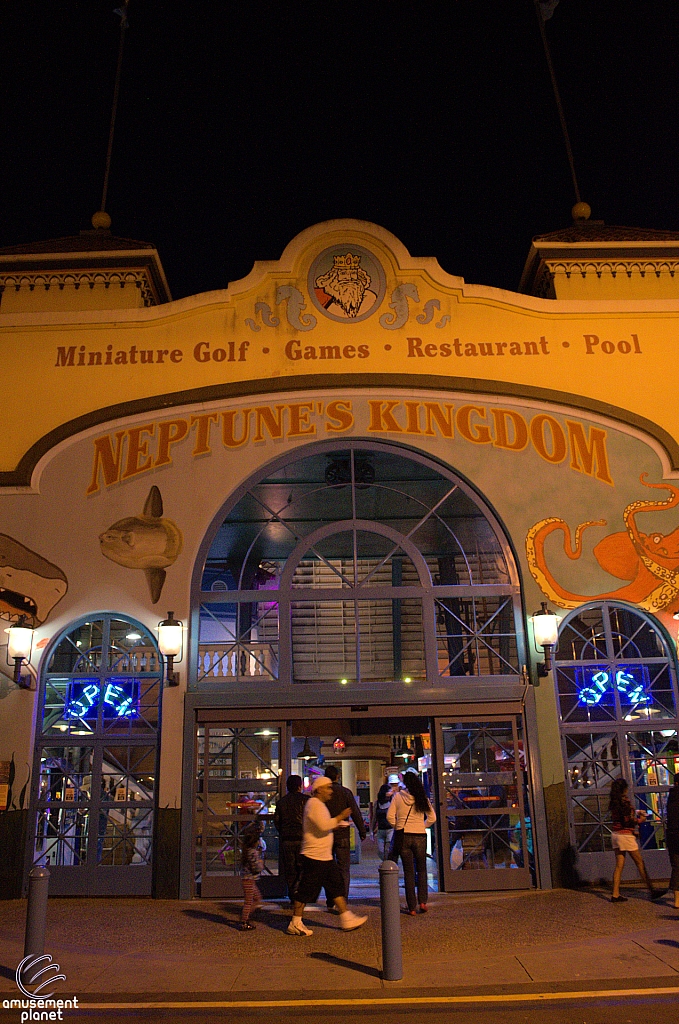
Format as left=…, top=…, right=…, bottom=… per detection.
left=1, top=888, right=679, bottom=1002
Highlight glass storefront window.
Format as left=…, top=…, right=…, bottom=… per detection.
left=435, top=595, right=519, bottom=677
left=194, top=725, right=281, bottom=896
left=556, top=602, right=679, bottom=855
left=31, top=614, right=162, bottom=892
left=197, top=444, right=523, bottom=689
left=198, top=601, right=279, bottom=684
left=439, top=720, right=531, bottom=874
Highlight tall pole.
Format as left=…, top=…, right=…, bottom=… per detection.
left=533, top=0, right=582, bottom=208
left=99, top=1, right=130, bottom=217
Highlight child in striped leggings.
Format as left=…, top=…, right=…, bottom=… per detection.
left=240, top=822, right=265, bottom=931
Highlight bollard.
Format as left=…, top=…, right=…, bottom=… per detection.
left=24, top=866, right=50, bottom=957
left=378, top=858, right=403, bottom=981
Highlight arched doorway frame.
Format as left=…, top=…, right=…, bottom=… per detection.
left=27, top=611, right=163, bottom=896
left=189, top=437, right=527, bottom=694
left=554, top=599, right=679, bottom=883
left=181, top=437, right=552, bottom=896
left=276, top=518, right=439, bottom=683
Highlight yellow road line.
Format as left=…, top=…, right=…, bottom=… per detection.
left=78, top=986, right=679, bottom=1010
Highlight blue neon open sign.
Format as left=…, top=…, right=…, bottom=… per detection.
left=64, top=678, right=140, bottom=719
left=575, top=665, right=650, bottom=707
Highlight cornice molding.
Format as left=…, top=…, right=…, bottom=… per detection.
left=0, top=268, right=158, bottom=306
left=546, top=258, right=679, bottom=279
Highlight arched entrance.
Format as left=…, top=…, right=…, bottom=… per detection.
left=555, top=601, right=679, bottom=883
left=187, top=441, right=536, bottom=895
left=27, top=614, right=162, bottom=896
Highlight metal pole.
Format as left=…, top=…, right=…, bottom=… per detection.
left=24, top=866, right=50, bottom=957
left=378, top=859, right=402, bottom=981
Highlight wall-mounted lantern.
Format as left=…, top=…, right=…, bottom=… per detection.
left=8, top=616, right=34, bottom=689
left=157, top=611, right=183, bottom=686
left=532, top=602, right=560, bottom=677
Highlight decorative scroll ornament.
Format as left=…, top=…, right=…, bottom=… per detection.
left=416, top=298, right=440, bottom=325
left=245, top=301, right=280, bottom=332
left=379, top=282, right=420, bottom=330
left=276, top=285, right=317, bottom=332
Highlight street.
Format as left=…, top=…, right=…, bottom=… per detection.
left=62, top=991, right=679, bottom=1024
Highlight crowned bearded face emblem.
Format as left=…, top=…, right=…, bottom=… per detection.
left=314, top=253, right=379, bottom=319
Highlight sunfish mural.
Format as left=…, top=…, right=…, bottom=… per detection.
left=0, top=535, right=67, bottom=624
left=526, top=475, right=679, bottom=615
left=99, top=485, right=183, bottom=604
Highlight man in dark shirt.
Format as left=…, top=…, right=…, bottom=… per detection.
left=273, top=774, right=309, bottom=902
left=323, top=765, right=367, bottom=910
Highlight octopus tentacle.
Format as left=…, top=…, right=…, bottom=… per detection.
left=624, top=475, right=679, bottom=548
left=526, top=517, right=606, bottom=609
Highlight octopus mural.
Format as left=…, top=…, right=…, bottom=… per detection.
left=526, top=475, right=679, bottom=614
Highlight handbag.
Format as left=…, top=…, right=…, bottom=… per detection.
left=388, top=803, right=412, bottom=861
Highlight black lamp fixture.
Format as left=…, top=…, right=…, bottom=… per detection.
left=157, top=611, right=183, bottom=686
left=532, top=602, right=560, bottom=677
left=298, top=737, right=316, bottom=761
left=8, top=615, right=34, bottom=689
left=395, top=736, right=414, bottom=761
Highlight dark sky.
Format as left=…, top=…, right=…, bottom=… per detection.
left=2, top=1, right=678, bottom=300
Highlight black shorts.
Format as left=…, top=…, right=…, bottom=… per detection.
left=294, top=855, right=344, bottom=905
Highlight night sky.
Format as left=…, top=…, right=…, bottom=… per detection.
left=2, top=1, right=678, bottom=300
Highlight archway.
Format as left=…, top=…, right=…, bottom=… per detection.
left=194, top=440, right=524, bottom=693
left=188, top=440, right=533, bottom=895
left=555, top=600, right=679, bottom=883
left=28, top=613, right=162, bottom=896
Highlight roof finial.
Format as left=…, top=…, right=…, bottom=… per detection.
left=91, top=210, right=112, bottom=230
left=571, top=202, right=591, bottom=222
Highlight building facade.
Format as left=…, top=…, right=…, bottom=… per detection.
left=1, top=216, right=678, bottom=899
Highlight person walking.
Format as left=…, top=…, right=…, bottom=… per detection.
left=288, top=776, right=368, bottom=936
left=387, top=771, right=436, bottom=915
left=239, top=821, right=265, bottom=931
left=665, top=775, right=679, bottom=909
left=371, top=774, right=400, bottom=860
left=609, top=778, right=664, bottom=902
left=273, top=774, right=309, bottom=902
left=323, top=765, right=367, bottom=911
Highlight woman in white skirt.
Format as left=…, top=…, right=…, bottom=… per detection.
left=609, top=778, right=663, bottom=902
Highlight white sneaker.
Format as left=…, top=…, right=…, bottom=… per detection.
left=339, top=911, right=368, bottom=931
left=287, top=921, right=313, bottom=936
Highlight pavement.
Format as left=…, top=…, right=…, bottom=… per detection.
left=2, top=886, right=679, bottom=1004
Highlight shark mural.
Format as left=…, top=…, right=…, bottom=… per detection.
left=0, top=535, right=67, bottom=624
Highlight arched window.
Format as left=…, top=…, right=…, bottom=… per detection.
left=29, top=614, right=162, bottom=896
left=195, top=442, right=523, bottom=692
left=555, top=602, right=679, bottom=859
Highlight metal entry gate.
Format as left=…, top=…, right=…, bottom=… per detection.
left=434, top=716, right=533, bottom=891
left=194, top=721, right=289, bottom=897
left=28, top=615, right=162, bottom=896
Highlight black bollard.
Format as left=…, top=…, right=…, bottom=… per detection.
left=24, top=866, right=50, bottom=957
left=378, top=859, right=402, bottom=981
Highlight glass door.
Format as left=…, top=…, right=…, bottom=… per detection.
left=30, top=616, right=161, bottom=896
left=434, top=717, right=533, bottom=891
left=194, top=722, right=288, bottom=897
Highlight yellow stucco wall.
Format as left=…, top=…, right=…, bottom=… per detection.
left=1, top=221, right=678, bottom=482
